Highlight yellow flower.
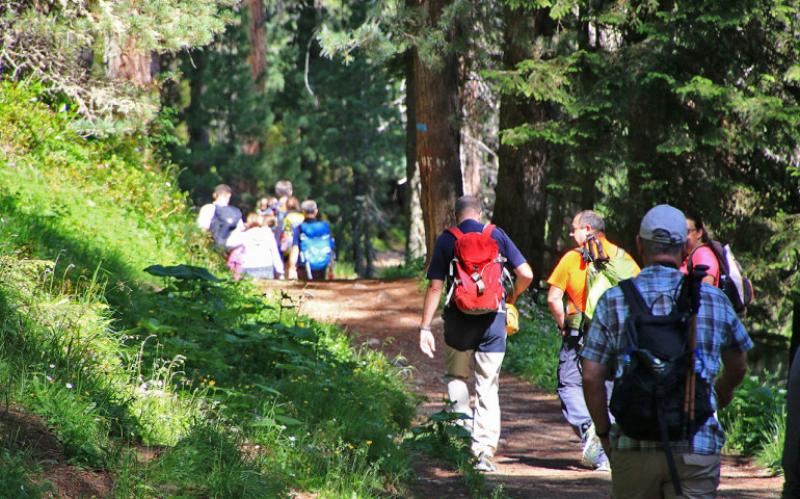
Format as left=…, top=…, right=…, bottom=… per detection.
left=208, top=380, right=216, bottom=387
left=366, top=440, right=373, bottom=446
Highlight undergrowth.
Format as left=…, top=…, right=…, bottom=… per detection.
left=0, top=82, right=418, bottom=497
left=503, top=295, right=561, bottom=392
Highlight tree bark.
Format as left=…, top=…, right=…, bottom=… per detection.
left=242, top=0, right=267, bottom=156
left=245, top=0, right=267, bottom=89
left=492, top=8, right=553, bottom=281
left=460, top=62, right=482, bottom=197
left=412, top=0, right=464, bottom=261
left=404, top=50, right=427, bottom=261
left=106, top=36, right=152, bottom=86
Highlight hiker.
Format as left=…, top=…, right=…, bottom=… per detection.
left=418, top=195, right=533, bottom=473
left=278, top=196, right=305, bottom=256
left=196, top=184, right=244, bottom=248
left=256, top=196, right=278, bottom=217
left=784, top=347, right=800, bottom=498
left=679, top=213, right=719, bottom=286
left=287, top=200, right=334, bottom=280
left=226, top=213, right=284, bottom=280
left=581, top=204, right=751, bottom=498
left=275, top=180, right=293, bottom=214
left=546, top=210, right=640, bottom=471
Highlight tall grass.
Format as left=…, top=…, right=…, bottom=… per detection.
left=0, top=82, right=417, bottom=497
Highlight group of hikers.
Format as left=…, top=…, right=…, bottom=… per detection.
left=196, top=180, right=335, bottom=281
left=417, top=195, right=798, bottom=498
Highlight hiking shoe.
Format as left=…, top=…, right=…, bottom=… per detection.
left=595, top=459, right=611, bottom=472
left=581, top=423, right=603, bottom=468
left=474, top=453, right=497, bottom=473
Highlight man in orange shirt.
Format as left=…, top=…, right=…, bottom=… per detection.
left=547, top=210, right=640, bottom=471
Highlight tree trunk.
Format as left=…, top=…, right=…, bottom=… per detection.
left=404, top=50, right=427, bottom=261
left=460, top=64, right=482, bottom=197
left=245, top=0, right=267, bottom=88
left=492, top=8, right=553, bottom=281
left=242, top=0, right=267, bottom=156
left=106, top=36, right=152, bottom=86
left=791, top=297, right=800, bottom=370
left=413, top=0, right=463, bottom=261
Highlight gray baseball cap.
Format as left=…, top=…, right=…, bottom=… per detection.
left=639, top=204, right=687, bottom=244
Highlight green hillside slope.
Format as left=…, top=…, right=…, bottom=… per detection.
left=0, top=83, right=415, bottom=498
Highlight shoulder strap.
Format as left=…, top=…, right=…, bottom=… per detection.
left=619, top=279, right=648, bottom=318
left=481, top=223, right=496, bottom=238
left=447, top=226, right=464, bottom=239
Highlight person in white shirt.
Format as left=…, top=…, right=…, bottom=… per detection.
left=226, top=213, right=285, bottom=280
left=197, top=184, right=244, bottom=232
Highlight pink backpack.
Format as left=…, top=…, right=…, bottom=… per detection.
left=446, top=224, right=507, bottom=314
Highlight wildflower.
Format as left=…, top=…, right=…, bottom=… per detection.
left=49, top=364, right=55, bottom=369
left=208, top=380, right=216, bottom=387
left=288, top=436, right=296, bottom=443
left=65, top=383, right=73, bottom=389
left=366, top=440, right=373, bottom=446
left=46, top=376, right=54, bottom=383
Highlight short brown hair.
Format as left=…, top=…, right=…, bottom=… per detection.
left=213, top=184, right=232, bottom=200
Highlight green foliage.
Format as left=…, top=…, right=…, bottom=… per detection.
left=378, top=257, right=427, bottom=280
left=409, top=410, right=488, bottom=498
left=165, top=1, right=406, bottom=276
left=0, top=83, right=417, bottom=496
left=503, top=298, right=561, bottom=392
left=0, top=0, right=235, bottom=131
left=0, top=449, right=52, bottom=499
left=755, top=411, right=786, bottom=475
left=718, top=374, right=787, bottom=457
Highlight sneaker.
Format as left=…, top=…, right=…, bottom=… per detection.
left=474, top=453, right=497, bottom=473
left=580, top=423, right=603, bottom=468
left=595, top=459, right=611, bottom=472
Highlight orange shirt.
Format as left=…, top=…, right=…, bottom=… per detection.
left=547, top=236, right=639, bottom=315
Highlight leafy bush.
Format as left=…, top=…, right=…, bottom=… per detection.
left=503, top=298, right=561, bottom=391
left=719, top=373, right=787, bottom=459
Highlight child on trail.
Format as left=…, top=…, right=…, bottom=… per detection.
left=287, top=200, right=334, bottom=280
left=226, top=213, right=285, bottom=280
left=256, top=196, right=278, bottom=217
left=278, top=196, right=305, bottom=257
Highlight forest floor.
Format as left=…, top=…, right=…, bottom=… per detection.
left=263, top=276, right=784, bottom=499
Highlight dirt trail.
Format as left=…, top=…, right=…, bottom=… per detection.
left=263, top=278, right=783, bottom=498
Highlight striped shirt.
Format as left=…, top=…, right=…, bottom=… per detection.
left=580, top=264, right=753, bottom=454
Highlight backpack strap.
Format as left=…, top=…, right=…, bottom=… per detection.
left=619, top=279, right=648, bottom=318
left=481, top=223, right=496, bottom=238
left=447, top=226, right=464, bottom=239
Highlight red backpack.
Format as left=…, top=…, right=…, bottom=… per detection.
left=446, top=224, right=507, bottom=315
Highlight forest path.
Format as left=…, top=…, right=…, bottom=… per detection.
left=261, top=278, right=782, bottom=498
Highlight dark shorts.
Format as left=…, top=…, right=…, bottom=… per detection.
left=443, top=306, right=506, bottom=353
left=298, top=267, right=327, bottom=281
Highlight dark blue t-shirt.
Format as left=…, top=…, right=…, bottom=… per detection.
left=426, top=219, right=526, bottom=353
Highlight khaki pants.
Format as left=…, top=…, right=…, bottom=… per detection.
left=445, top=345, right=505, bottom=458
left=610, top=450, right=720, bottom=499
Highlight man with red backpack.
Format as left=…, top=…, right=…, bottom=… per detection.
left=418, top=195, right=533, bottom=472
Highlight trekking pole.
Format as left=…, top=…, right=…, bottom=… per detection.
left=683, top=264, right=707, bottom=437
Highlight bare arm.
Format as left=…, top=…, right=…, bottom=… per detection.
left=508, top=263, right=534, bottom=305
left=547, top=286, right=566, bottom=332
left=582, top=358, right=612, bottom=452
left=715, top=349, right=748, bottom=409
left=419, top=279, right=444, bottom=358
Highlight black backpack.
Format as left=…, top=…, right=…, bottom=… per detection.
left=209, top=205, right=242, bottom=247
left=610, top=278, right=713, bottom=496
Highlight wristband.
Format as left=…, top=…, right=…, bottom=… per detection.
left=420, top=326, right=431, bottom=332
left=595, top=428, right=610, bottom=438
